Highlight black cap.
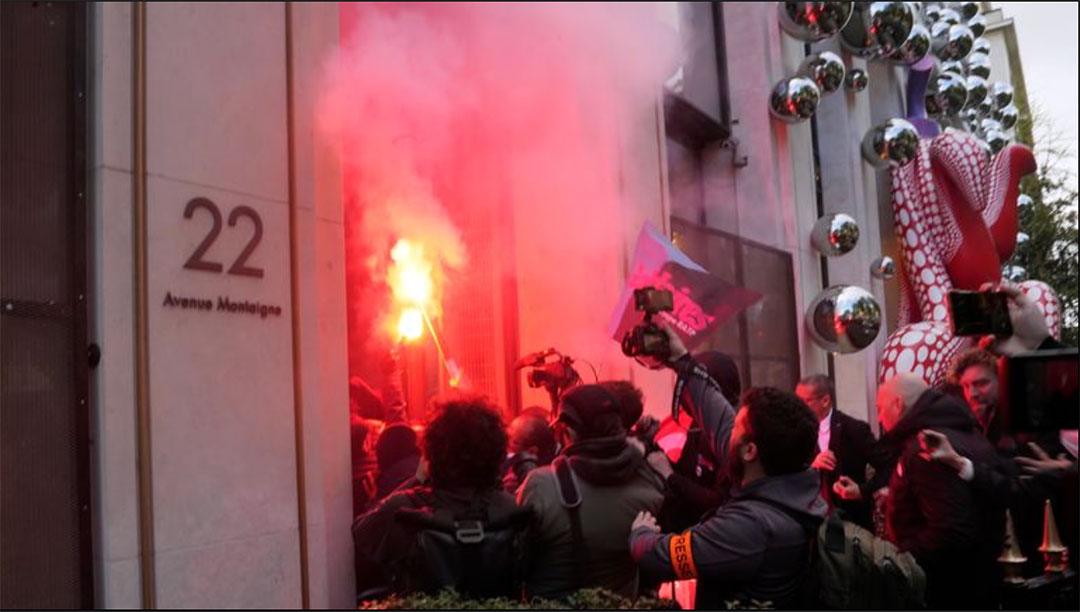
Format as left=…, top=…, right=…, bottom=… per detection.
left=557, top=384, right=625, bottom=439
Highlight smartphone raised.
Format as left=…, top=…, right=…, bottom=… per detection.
left=947, top=290, right=1013, bottom=337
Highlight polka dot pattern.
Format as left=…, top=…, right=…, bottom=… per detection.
left=880, top=131, right=1044, bottom=386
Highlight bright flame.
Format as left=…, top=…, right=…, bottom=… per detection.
left=398, top=308, right=424, bottom=341
left=389, top=239, right=434, bottom=306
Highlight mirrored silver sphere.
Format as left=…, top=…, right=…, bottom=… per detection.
left=1016, top=231, right=1030, bottom=245
left=978, top=117, right=1003, bottom=137
left=862, top=118, right=921, bottom=167
left=965, top=53, right=992, bottom=79
left=930, top=72, right=969, bottom=115
left=845, top=67, right=870, bottom=91
left=778, top=2, right=856, bottom=41
left=865, top=1, right=915, bottom=55
left=799, top=51, right=847, bottom=94
left=923, top=4, right=943, bottom=23
left=971, top=37, right=991, bottom=56
left=806, top=285, right=883, bottom=354
left=990, top=81, right=1014, bottom=109
left=964, top=75, right=988, bottom=109
left=889, top=23, right=932, bottom=63
left=870, top=255, right=897, bottom=279
left=994, top=104, right=1019, bottom=130
left=967, top=13, right=987, bottom=38
left=1017, top=193, right=1034, bottom=208
left=939, top=59, right=967, bottom=76
left=937, top=7, right=962, bottom=26
left=840, top=3, right=882, bottom=57
left=984, top=129, right=1009, bottom=154
left=769, top=76, right=822, bottom=123
left=811, top=213, right=861, bottom=256
left=933, top=23, right=975, bottom=61
left=959, top=2, right=980, bottom=20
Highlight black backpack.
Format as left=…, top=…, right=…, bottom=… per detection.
left=393, top=492, right=532, bottom=599
left=748, top=497, right=926, bottom=610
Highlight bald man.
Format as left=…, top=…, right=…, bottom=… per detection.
left=876, top=374, right=1006, bottom=610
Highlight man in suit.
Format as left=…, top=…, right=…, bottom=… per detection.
left=795, top=375, right=879, bottom=528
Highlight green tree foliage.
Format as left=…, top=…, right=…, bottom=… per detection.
left=1013, top=111, right=1079, bottom=347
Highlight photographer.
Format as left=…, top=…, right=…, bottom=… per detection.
left=921, top=281, right=1078, bottom=572
left=644, top=350, right=741, bottom=532
left=646, top=326, right=739, bottom=484
left=517, top=384, right=665, bottom=599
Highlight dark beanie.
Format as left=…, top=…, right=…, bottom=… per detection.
left=375, top=423, right=420, bottom=469
left=557, top=384, right=625, bottom=440
left=694, top=351, right=742, bottom=406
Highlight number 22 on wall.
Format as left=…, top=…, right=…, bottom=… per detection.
left=182, top=197, right=264, bottom=278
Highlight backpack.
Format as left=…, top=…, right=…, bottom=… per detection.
left=811, top=515, right=926, bottom=610
left=393, top=491, right=532, bottom=599
left=750, top=497, right=926, bottom=610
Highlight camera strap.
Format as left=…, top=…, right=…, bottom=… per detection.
left=671, top=358, right=725, bottom=421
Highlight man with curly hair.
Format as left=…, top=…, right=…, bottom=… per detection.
left=351, top=393, right=530, bottom=602
left=948, top=347, right=1003, bottom=442
left=629, top=386, right=827, bottom=609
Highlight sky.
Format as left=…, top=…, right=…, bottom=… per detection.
left=997, top=2, right=1079, bottom=188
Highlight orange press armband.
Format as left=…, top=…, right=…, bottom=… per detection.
left=668, top=531, right=697, bottom=579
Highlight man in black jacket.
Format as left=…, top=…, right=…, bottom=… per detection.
left=630, top=386, right=827, bottom=609
left=796, top=374, right=882, bottom=529
left=876, top=373, right=1006, bottom=610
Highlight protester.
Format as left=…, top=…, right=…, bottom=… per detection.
left=371, top=422, right=422, bottom=504
left=629, top=386, right=826, bottom=609
left=601, top=380, right=646, bottom=431
left=796, top=374, right=883, bottom=529
left=502, top=406, right=557, bottom=493
left=352, top=394, right=528, bottom=601
left=876, top=373, right=1006, bottom=609
left=517, top=384, right=665, bottom=599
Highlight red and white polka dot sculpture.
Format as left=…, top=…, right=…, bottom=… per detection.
left=877, top=130, right=1059, bottom=385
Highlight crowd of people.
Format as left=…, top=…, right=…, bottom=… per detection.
left=349, top=284, right=1077, bottom=609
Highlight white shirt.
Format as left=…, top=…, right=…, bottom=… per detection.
left=818, top=408, right=833, bottom=453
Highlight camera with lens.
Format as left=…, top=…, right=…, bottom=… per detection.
left=621, top=287, right=675, bottom=363
left=516, top=348, right=583, bottom=411
left=526, top=360, right=580, bottom=390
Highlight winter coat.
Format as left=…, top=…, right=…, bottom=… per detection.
left=517, top=436, right=665, bottom=600
left=352, top=485, right=524, bottom=601
left=884, top=388, right=1006, bottom=609
left=630, top=469, right=828, bottom=609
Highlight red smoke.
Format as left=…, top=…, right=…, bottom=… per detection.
left=320, top=3, right=679, bottom=412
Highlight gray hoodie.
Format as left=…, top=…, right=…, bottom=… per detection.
left=630, top=468, right=827, bottom=609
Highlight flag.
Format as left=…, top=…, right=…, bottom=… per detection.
left=609, top=223, right=762, bottom=352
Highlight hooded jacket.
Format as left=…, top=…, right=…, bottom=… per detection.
left=517, top=435, right=665, bottom=599
left=630, top=469, right=828, bottom=609
left=884, top=388, right=1006, bottom=609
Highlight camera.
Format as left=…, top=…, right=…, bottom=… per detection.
left=621, top=287, right=675, bottom=362
left=516, top=348, right=583, bottom=411
left=526, top=360, right=580, bottom=390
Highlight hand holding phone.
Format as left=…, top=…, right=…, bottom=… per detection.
left=947, top=290, right=1013, bottom=337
